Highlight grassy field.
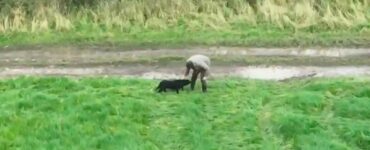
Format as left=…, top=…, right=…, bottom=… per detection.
left=0, top=76, right=369, bottom=149
left=1, top=25, right=369, bottom=48
left=0, top=0, right=369, bottom=48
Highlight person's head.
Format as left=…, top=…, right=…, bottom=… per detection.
left=186, top=61, right=194, bottom=70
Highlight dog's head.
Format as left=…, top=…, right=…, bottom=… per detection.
left=177, top=79, right=191, bottom=86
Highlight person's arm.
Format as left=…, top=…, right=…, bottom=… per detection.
left=184, top=65, right=190, bottom=77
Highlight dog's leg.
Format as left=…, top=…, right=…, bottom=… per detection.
left=191, top=71, right=199, bottom=90
left=176, top=89, right=179, bottom=94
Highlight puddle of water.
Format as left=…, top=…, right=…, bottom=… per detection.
left=234, top=66, right=313, bottom=80
left=1, top=66, right=369, bottom=80
left=141, top=72, right=181, bottom=80
left=232, top=66, right=370, bottom=80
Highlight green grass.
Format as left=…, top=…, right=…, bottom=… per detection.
left=1, top=24, right=370, bottom=48
left=0, top=76, right=370, bottom=149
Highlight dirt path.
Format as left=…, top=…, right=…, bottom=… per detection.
left=0, top=46, right=369, bottom=80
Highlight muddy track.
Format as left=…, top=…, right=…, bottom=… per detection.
left=0, top=47, right=369, bottom=80
left=1, top=66, right=369, bottom=81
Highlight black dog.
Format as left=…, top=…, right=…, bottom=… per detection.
left=155, top=79, right=191, bottom=94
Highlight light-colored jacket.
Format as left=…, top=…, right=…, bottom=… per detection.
left=186, top=54, right=211, bottom=71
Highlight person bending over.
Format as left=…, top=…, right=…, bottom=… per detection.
left=184, top=54, right=211, bottom=92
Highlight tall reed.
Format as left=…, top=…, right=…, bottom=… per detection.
left=0, top=0, right=368, bottom=33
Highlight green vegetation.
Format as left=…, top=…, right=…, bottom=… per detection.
left=0, top=0, right=369, bottom=47
left=0, top=76, right=369, bottom=149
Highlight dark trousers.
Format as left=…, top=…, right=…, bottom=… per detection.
left=190, top=70, right=207, bottom=92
